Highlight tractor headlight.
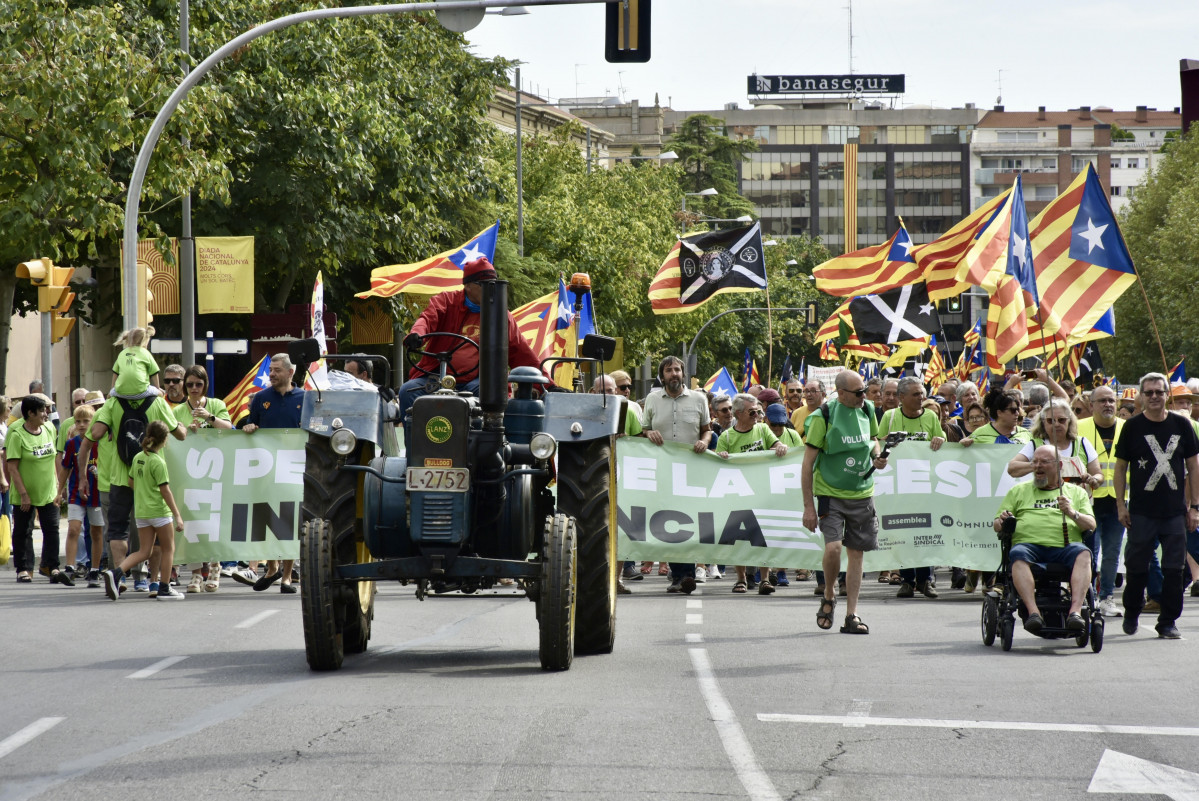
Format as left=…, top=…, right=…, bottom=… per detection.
left=330, top=427, right=358, bottom=456
left=529, top=432, right=556, bottom=461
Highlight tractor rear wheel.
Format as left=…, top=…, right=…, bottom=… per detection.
left=538, top=513, right=576, bottom=671
left=557, top=439, right=616, bottom=655
left=301, top=437, right=375, bottom=668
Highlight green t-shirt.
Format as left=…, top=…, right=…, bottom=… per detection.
left=56, top=419, right=73, bottom=453
left=970, top=422, right=1031, bottom=445
left=172, top=397, right=232, bottom=429
left=776, top=427, right=802, bottom=448
left=878, top=407, right=945, bottom=441
left=130, top=449, right=171, bottom=519
left=716, top=422, right=779, bottom=454
left=804, top=400, right=879, bottom=499
left=87, top=396, right=180, bottom=488
left=113, top=345, right=160, bottom=396
left=5, top=422, right=59, bottom=506
left=996, top=480, right=1093, bottom=548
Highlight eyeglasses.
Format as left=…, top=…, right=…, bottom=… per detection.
left=1000, top=406, right=1020, bottom=414
left=616, top=384, right=632, bottom=392
left=185, top=382, right=205, bottom=389
left=1142, top=390, right=1167, bottom=397
left=163, top=378, right=183, bottom=384
left=842, top=388, right=867, bottom=397
left=716, top=406, right=733, bottom=415
left=752, top=409, right=764, bottom=416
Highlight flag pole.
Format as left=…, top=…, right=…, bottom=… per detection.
left=765, top=281, right=774, bottom=384
left=1133, top=272, right=1172, bottom=376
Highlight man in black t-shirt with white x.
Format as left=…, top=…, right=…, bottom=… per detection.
left=1114, top=372, right=1199, bottom=639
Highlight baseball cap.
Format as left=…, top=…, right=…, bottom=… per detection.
left=757, top=388, right=782, bottom=406
left=462, top=256, right=498, bottom=284
left=765, top=403, right=789, bottom=424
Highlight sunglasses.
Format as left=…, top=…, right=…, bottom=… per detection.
left=185, top=382, right=205, bottom=389
left=616, top=384, right=632, bottom=392
left=1142, top=390, right=1167, bottom=397
left=163, top=378, right=183, bottom=384
left=843, top=388, right=867, bottom=397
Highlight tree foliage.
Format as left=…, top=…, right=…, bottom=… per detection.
left=666, top=113, right=758, bottom=221
left=1107, top=125, right=1199, bottom=380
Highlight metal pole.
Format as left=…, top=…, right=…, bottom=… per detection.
left=515, top=65, right=524, bottom=257
left=205, top=330, right=215, bottom=397
left=40, top=314, right=52, bottom=402
left=586, top=127, right=591, bottom=175
left=121, top=0, right=612, bottom=330
left=682, top=306, right=812, bottom=383
left=180, top=0, right=196, bottom=368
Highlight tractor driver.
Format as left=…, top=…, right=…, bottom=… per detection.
left=399, top=256, right=546, bottom=428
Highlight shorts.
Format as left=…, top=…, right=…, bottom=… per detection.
left=136, top=517, right=173, bottom=530
left=104, top=486, right=135, bottom=543
left=67, top=504, right=105, bottom=526
left=816, top=495, right=879, bottom=552
left=1009, top=541, right=1091, bottom=568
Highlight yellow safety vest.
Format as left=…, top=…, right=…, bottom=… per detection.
left=1077, top=416, right=1123, bottom=499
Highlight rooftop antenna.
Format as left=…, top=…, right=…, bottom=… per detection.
left=618, top=70, right=627, bottom=101
left=996, top=68, right=1005, bottom=105
left=846, top=0, right=854, bottom=74
left=574, top=63, right=582, bottom=101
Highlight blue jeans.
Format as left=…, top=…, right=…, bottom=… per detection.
left=1089, top=510, right=1125, bottom=599
left=399, top=376, right=480, bottom=440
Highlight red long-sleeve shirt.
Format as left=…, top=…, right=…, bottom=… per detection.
left=408, top=289, right=543, bottom=383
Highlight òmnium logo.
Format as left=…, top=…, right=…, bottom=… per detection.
left=940, top=515, right=954, bottom=527
left=881, top=513, right=931, bottom=529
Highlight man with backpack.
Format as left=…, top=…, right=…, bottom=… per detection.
left=76, top=394, right=185, bottom=591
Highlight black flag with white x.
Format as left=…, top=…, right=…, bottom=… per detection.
left=677, top=222, right=766, bottom=306
left=849, top=282, right=941, bottom=344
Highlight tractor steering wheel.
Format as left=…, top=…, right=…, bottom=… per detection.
left=406, top=332, right=481, bottom=381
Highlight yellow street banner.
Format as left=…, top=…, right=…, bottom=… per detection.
left=196, top=236, right=255, bottom=313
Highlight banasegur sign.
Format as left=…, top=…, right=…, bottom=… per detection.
left=749, top=74, right=905, bottom=95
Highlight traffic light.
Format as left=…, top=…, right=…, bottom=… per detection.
left=605, top=0, right=650, bottom=63
left=50, top=311, right=75, bottom=343
left=16, top=257, right=51, bottom=287
left=18, top=258, right=76, bottom=343
left=946, top=296, right=964, bottom=314
left=138, top=264, right=154, bottom=327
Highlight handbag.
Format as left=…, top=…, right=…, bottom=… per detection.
left=0, top=513, right=11, bottom=565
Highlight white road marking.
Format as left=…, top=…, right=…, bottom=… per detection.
left=1088, top=748, right=1199, bottom=799
left=686, top=614, right=703, bottom=625
left=690, top=649, right=781, bottom=801
left=234, top=609, right=280, bottom=629
left=0, top=718, right=64, bottom=761
left=126, top=656, right=188, bottom=680
left=760, top=713, right=1199, bottom=738
left=685, top=632, right=704, bottom=643
left=845, top=699, right=873, bottom=727
left=687, top=599, right=703, bottom=609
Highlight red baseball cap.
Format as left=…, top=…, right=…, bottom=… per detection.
left=462, top=256, right=498, bottom=284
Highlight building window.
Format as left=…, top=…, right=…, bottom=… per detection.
left=1111, top=186, right=1121, bottom=196
left=1002, top=158, right=1023, bottom=170
left=930, top=125, right=963, bottom=144
left=1150, top=131, right=1156, bottom=138
left=1111, top=158, right=1121, bottom=168
left=1072, top=156, right=1095, bottom=172
left=997, top=131, right=1038, bottom=142
left=887, top=125, right=927, bottom=144
left=1127, top=158, right=1140, bottom=169
left=1041, top=158, right=1055, bottom=169
left=1033, top=184, right=1057, bottom=200
left=773, top=125, right=822, bottom=145
left=826, top=125, right=860, bottom=145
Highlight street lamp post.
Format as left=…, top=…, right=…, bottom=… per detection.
left=680, top=187, right=717, bottom=234
left=682, top=306, right=814, bottom=384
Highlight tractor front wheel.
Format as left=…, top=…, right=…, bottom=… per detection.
left=300, top=518, right=344, bottom=671
left=538, top=513, right=576, bottom=671
left=558, top=439, right=616, bottom=655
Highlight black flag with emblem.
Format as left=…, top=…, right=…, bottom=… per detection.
left=849, top=282, right=941, bottom=345
left=676, top=222, right=766, bottom=307
left=1077, top=341, right=1105, bottom=387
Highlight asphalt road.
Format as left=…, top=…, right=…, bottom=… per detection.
left=2, top=567, right=1198, bottom=801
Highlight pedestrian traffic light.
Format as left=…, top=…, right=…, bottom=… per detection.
left=947, top=296, right=963, bottom=314
left=39, top=264, right=75, bottom=314
left=50, top=311, right=75, bottom=343
left=605, top=0, right=650, bottom=63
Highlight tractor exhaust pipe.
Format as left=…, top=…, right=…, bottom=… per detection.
left=479, top=279, right=509, bottom=430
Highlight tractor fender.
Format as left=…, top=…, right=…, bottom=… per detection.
left=542, top=393, right=621, bottom=443
left=301, top=389, right=397, bottom=447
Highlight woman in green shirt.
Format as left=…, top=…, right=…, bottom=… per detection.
left=173, top=365, right=233, bottom=433
left=6, top=394, right=69, bottom=585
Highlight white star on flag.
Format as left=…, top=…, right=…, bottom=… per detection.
left=255, top=373, right=271, bottom=388
left=456, top=241, right=486, bottom=264
left=1011, top=232, right=1028, bottom=268
left=919, top=302, right=934, bottom=316
left=1078, top=217, right=1108, bottom=254
left=898, top=238, right=914, bottom=258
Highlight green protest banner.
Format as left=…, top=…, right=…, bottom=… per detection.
left=615, top=438, right=1025, bottom=571
left=165, top=428, right=305, bottom=562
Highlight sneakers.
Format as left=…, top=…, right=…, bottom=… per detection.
left=616, top=580, right=632, bottom=595
left=219, top=565, right=235, bottom=578
left=1098, top=598, right=1122, bottom=617
left=621, top=564, right=641, bottom=581
left=187, top=574, right=205, bottom=593
left=102, top=569, right=121, bottom=601
left=1122, top=615, right=1139, bottom=635
left=133, top=578, right=149, bottom=592
left=666, top=580, right=683, bottom=594
left=917, top=580, right=939, bottom=599
left=86, top=569, right=101, bottom=589
left=231, top=567, right=258, bottom=586
left=51, top=569, right=75, bottom=587
left=896, top=582, right=915, bottom=598
left=1156, top=624, right=1182, bottom=639
left=775, top=570, right=790, bottom=587
left=695, top=567, right=707, bottom=583
left=148, top=582, right=159, bottom=598
left=708, top=566, right=723, bottom=580
left=157, top=585, right=185, bottom=601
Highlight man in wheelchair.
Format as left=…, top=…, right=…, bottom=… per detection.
left=993, top=444, right=1096, bottom=634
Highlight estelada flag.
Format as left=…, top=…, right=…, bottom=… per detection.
left=649, top=223, right=766, bottom=314
left=223, top=356, right=271, bottom=425
left=357, top=221, right=499, bottom=299
left=814, top=223, right=921, bottom=297
left=915, top=188, right=1012, bottom=301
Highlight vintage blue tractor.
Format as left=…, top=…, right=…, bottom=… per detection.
left=289, top=279, right=621, bottom=671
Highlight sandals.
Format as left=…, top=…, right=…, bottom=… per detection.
left=657, top=563, right=670, bottom=576
left=732, top=581, right=748, bottom=594
left=204, top=576, right=220, bottom=592
left=840, top=613, right=869, bottom=634
left=16, top=572, right=32, bottom=583
left=817, top=597, right=837, bottom=629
